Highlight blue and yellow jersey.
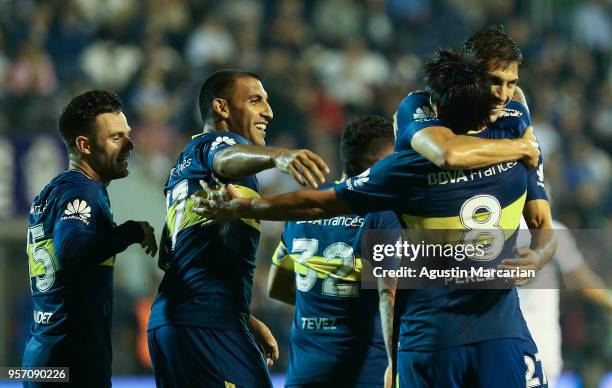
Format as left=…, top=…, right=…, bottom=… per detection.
left=23, top=170, right=117, bottom=381
left=273, top=208, right=400, bottom=385
left=333, top=99, right=548, bottom=351
left=148, top=131, right=260, bottom=332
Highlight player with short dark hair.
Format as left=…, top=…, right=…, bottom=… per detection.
left=463, top=25, right=523, bottom=71
left=147, top=69, right=330, bottom=387
left=23, top=90, right=157, bottom=387
left=269, top=115, right=399, bottom=387
left=192, top=51, right=555, bottom=388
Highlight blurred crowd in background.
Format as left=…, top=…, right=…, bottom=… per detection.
left=0, top=0, right=610, bottom=385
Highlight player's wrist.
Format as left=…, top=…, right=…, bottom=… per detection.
left=272, top=148, right=288, bottom=169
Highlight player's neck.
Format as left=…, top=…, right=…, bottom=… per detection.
left=203, top=120, right=233, bottom=135
left=69, top=158, right=108, bottom=186
left=202, top=122, right=218, bottom=134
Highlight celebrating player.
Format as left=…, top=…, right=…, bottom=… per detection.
left=192, top=51, right=556, bottom=387
left=394, top=26, right=554, bottom=272
left=269, top=115, right=399, bottom=387
left=23, top=90, right=158, bottom=387
left=146, top=70, right=330, bottom=388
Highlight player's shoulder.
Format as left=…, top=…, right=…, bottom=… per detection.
left=497, top=100, right=530, bottom=125
left=397, top=90, right=433, bottom=115
left=42, top=171, right=102, bottom=202
left=30, top=171, right=104, bottom=223
left=193, top=130, right=252, bottom=149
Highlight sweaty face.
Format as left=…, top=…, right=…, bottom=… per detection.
left=89, top=112, right=134, bottom=182
left=488, top=62, right=519, bottom=123
left=225, top=77, right=273, bottom=146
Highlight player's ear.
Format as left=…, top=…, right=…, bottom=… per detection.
left=74, top=135, right=92, bottom=155
left=212, top=98, right=230, bottom=120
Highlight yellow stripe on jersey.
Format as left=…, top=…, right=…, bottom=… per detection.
left=271, top=241, right=294, bottom=270
left=401, top=191, right=526, bottom=238
left=27, top=239, right=58, bottom=277
left=293, top=256, right=363, bottom=282
left=167, top=184, right=261, bottom=233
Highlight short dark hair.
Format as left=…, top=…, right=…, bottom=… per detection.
left=340, top=115, right=395, bottom=177
left=423, top=49, right=493, bottom=134
left=198, top=69, right=260, bottom=122
left=58, top=90, right=123, bottom=151
left=463, top=25, right=522, bottom=70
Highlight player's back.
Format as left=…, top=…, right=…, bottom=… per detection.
left=149, top=131, right=261, bottom=332
left=274, top=210, right=398, bottom=386
left=24, top=170, right=116, bottom=384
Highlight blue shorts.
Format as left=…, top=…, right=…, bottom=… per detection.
left=397, top=338, right=548, bottom=388
left=285, top=335, right=386, bottom=387
left=148, top=325, right=272, bottom=388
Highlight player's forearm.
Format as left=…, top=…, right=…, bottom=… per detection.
left=57, top=221, right=144, bottom=269
left=569, top=266, right=612, bottom=313
left=378, top=278, right=397, bottom=361
left=524, top=200, right=557, bottom=268
left=528, top=227, right=556, bottom=269
left=441, top=136, right=531, bottom=170
left=411, top=127, right=531, bottom=170
left=212, top=144, right=280, bottom=178
left=242, top=189, right=353, bottom=221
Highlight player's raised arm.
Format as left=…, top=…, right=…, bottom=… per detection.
left=213, top=144, right=330, bottom=189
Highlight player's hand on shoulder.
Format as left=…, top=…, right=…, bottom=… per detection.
left=520, top=127, right=540, bottom=169
left=137, top=221, right=158, bottom=257
left=273, top=148, right=330, bottom=189
left=192, top=179, right=248, bottom=223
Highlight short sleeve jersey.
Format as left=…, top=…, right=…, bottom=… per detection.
left=148, top=131, right=261, bottom=332
left=273, top=206, right=400, bottom=385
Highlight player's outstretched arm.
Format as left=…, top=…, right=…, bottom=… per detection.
left=192, top=180, right=353, bottom=222
left=247, top=315, right=279, bottom=367
left=213, top=145, right=330, bottom=188
left=411, top=126, right=539, bottom=170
